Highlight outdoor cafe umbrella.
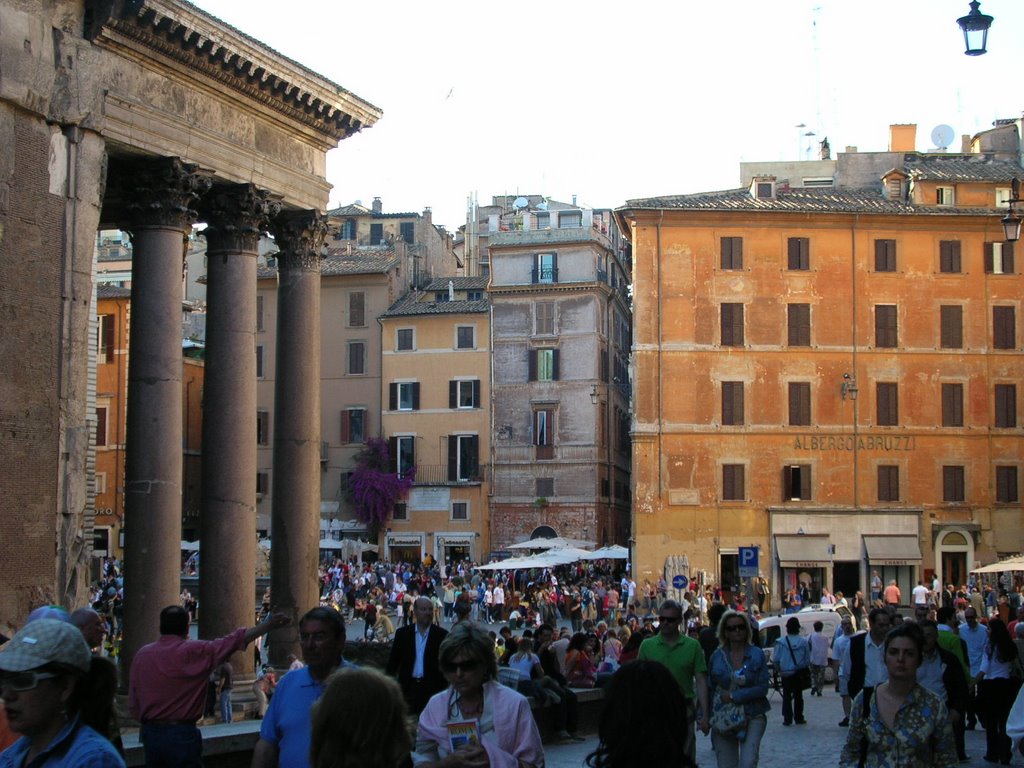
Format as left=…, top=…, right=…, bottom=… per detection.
left=507, top=536, right=597, bottom=551
left=971, top=554, right=1024, bottom=574
left=581, top=544, right=629, bottom=560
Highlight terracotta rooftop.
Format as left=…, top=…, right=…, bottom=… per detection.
left=903, top=155, right=1023, bottom=183
left=381, top=290, right=489, bottom=318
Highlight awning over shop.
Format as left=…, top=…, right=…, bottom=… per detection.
left=863, top=535, right=922, bottom=566
left=775, top=535, right=831, bottom=567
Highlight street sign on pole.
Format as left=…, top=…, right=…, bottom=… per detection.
left=672, top=574, right=688, bottom=590
left=739, top=546, right=759, bottom=579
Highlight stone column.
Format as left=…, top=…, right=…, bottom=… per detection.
left=121, top=158, right=211, bottom=683
left=198, top=185, right=279, bottom=675
left=266, top=210, right=326, bottom=665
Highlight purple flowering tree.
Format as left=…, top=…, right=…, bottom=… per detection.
left=346, top=437, right=414, bottom=535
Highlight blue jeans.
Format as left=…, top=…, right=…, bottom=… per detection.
left=219, top=690, right=232, bottom=723
left=140, top=722, right=203, bottom=767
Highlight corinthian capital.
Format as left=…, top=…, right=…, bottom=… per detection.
left=123, top=157, right=213, bottom=232
left=270, top=210, right=328, bottom=271
left=202, top=184, right=282, bottom=254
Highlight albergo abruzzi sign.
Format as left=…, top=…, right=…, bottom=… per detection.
left=794, top=434, right=916, bottom=452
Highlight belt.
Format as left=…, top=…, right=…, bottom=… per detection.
left=142, top=719, right=198, bottom=727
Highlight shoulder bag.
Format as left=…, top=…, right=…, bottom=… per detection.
left=786, top=638, right=812, bottom=691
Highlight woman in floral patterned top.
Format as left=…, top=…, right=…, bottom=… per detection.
left=839, top=622, right=956, bottom=768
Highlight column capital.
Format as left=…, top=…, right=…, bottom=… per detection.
left=202, top=184, right=281, bottom=254
left=124, top=157, right=213, bottom=232
left=271, top=210, right=328, bottom=271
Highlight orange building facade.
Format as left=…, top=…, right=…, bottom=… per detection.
left=618, top=129, right=1024, bottom=607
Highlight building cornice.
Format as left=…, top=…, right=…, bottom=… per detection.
left=85, top=0, right=382, bottom=143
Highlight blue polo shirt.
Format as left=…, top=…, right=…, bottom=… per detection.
left=259, top=661, right=356, bottom=768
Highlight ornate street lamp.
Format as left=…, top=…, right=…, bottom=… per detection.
left=957, top=1, right=993, bottom=56
left=1002, top=179, right=1022, bottom=243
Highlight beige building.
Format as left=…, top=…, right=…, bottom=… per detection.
left=256, top=246, right=412, bottom=538
left=379, top=277, right=492, bottom=563
left=482, top=197, right=633, bottom=550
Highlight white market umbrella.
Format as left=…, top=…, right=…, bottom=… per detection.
left=180, top=540, right=200, bottom=551
left=318, top=538, right=344, bottom=550
left=533, top=547, right=594, bottom=566
left=507, top=536, right=597, bottom=551
left=581, top=545, right=629, bottom=560
left=972, top=555, right=1024, bottom=574
left=476, top=555, right=546, bottom=571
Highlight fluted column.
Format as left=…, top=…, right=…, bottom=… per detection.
left=266, top=210, right=327, bottom=665
left=121, top=157, right=211, bottom=683
left=198, top=185, right=279, bottom=674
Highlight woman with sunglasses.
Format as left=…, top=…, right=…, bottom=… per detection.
left=413, top=622, right=543, bottom=768
left=708, top=610, right=770, bottom=768
left=0, top=619, right=124, bottom=767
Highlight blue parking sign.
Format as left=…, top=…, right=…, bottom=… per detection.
left=738, top=546, right=758, bottom=578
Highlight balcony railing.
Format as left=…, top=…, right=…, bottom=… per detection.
left=411, top=464, right=490, bottom=486
left=493, top=444, right=598, bottom=463
left=531, top=266, right=558, bottom=284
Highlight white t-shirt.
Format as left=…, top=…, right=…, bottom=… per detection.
left=912, top=584, right=930, bottom=605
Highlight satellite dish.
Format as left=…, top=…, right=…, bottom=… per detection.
left=537, top=201, right=549, bottom=211
left=931, top=124, right=955, bottom=150
left=512, top=196, right=529, bottom=210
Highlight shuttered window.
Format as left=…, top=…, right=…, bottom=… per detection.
left=878, top=466, right=900, bottom=502
left=939, top=240, right=962, bottom=273
left=788, top=303, right=810, bottom=346
left=993, top=306, right=1016, bottom=349
left=877, top=383, right=898, bottom=426
left=721, top=303, right=744, bottom=346
left=721, top=237, right=743, bottom=270
left=787, top=237, right=810, bottom=270
left=996, top=466, right=1019, bottom=503
left=788, top=382, right=811, bottom=426
left=348, top=292, right=365, bottom=327
left=875, top=305, right=898, bottom=348
left=984, top=242, right=1015, bottom=274
left=874, top=239, right=896, bottom=272
left=783, top=465, right=812, bottom=501
left=940, top=305, right=963, bottom=349
left=722, top=465, right=745, bottom=501
left=995, top=384, right=1017, bottom=428
left=941, top=383, right=964, bottom=427
left=722, top=382, right=744, bottom=426
left=942, top=466, right=965, bottom=502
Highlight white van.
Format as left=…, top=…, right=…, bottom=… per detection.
left=757, top=605, right=857, bottom=663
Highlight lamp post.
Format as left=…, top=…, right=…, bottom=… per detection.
left=1002, top=178, right=1022, bottom=243
left=957, top=1, right=993, bottom=56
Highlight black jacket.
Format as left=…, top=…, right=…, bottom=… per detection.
left=386, top=623, right=448, bottom=697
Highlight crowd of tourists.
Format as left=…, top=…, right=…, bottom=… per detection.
left=7, top=553, right=1024, bottom=768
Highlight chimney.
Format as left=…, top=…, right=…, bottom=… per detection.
left=889, top=124, right=917, bottom=153
left=961, top=134, right=973, bottom=154
left=372, top=197, right=382, bottom=214
left=422, top=207, right=432, bottom=225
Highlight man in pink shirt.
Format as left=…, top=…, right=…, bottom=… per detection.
left=128, top=604, right=288, bottom=767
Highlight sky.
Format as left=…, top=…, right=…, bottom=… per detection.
left=192, top=0, right=1024, bottom=232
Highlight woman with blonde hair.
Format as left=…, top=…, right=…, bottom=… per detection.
left=309, top=666, right=411, bottom=768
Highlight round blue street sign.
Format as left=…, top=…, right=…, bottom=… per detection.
left=672, top=574, right=687, bottom=590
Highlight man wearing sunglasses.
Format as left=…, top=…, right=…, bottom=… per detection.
left=638, top=599, right=709, bottom=763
